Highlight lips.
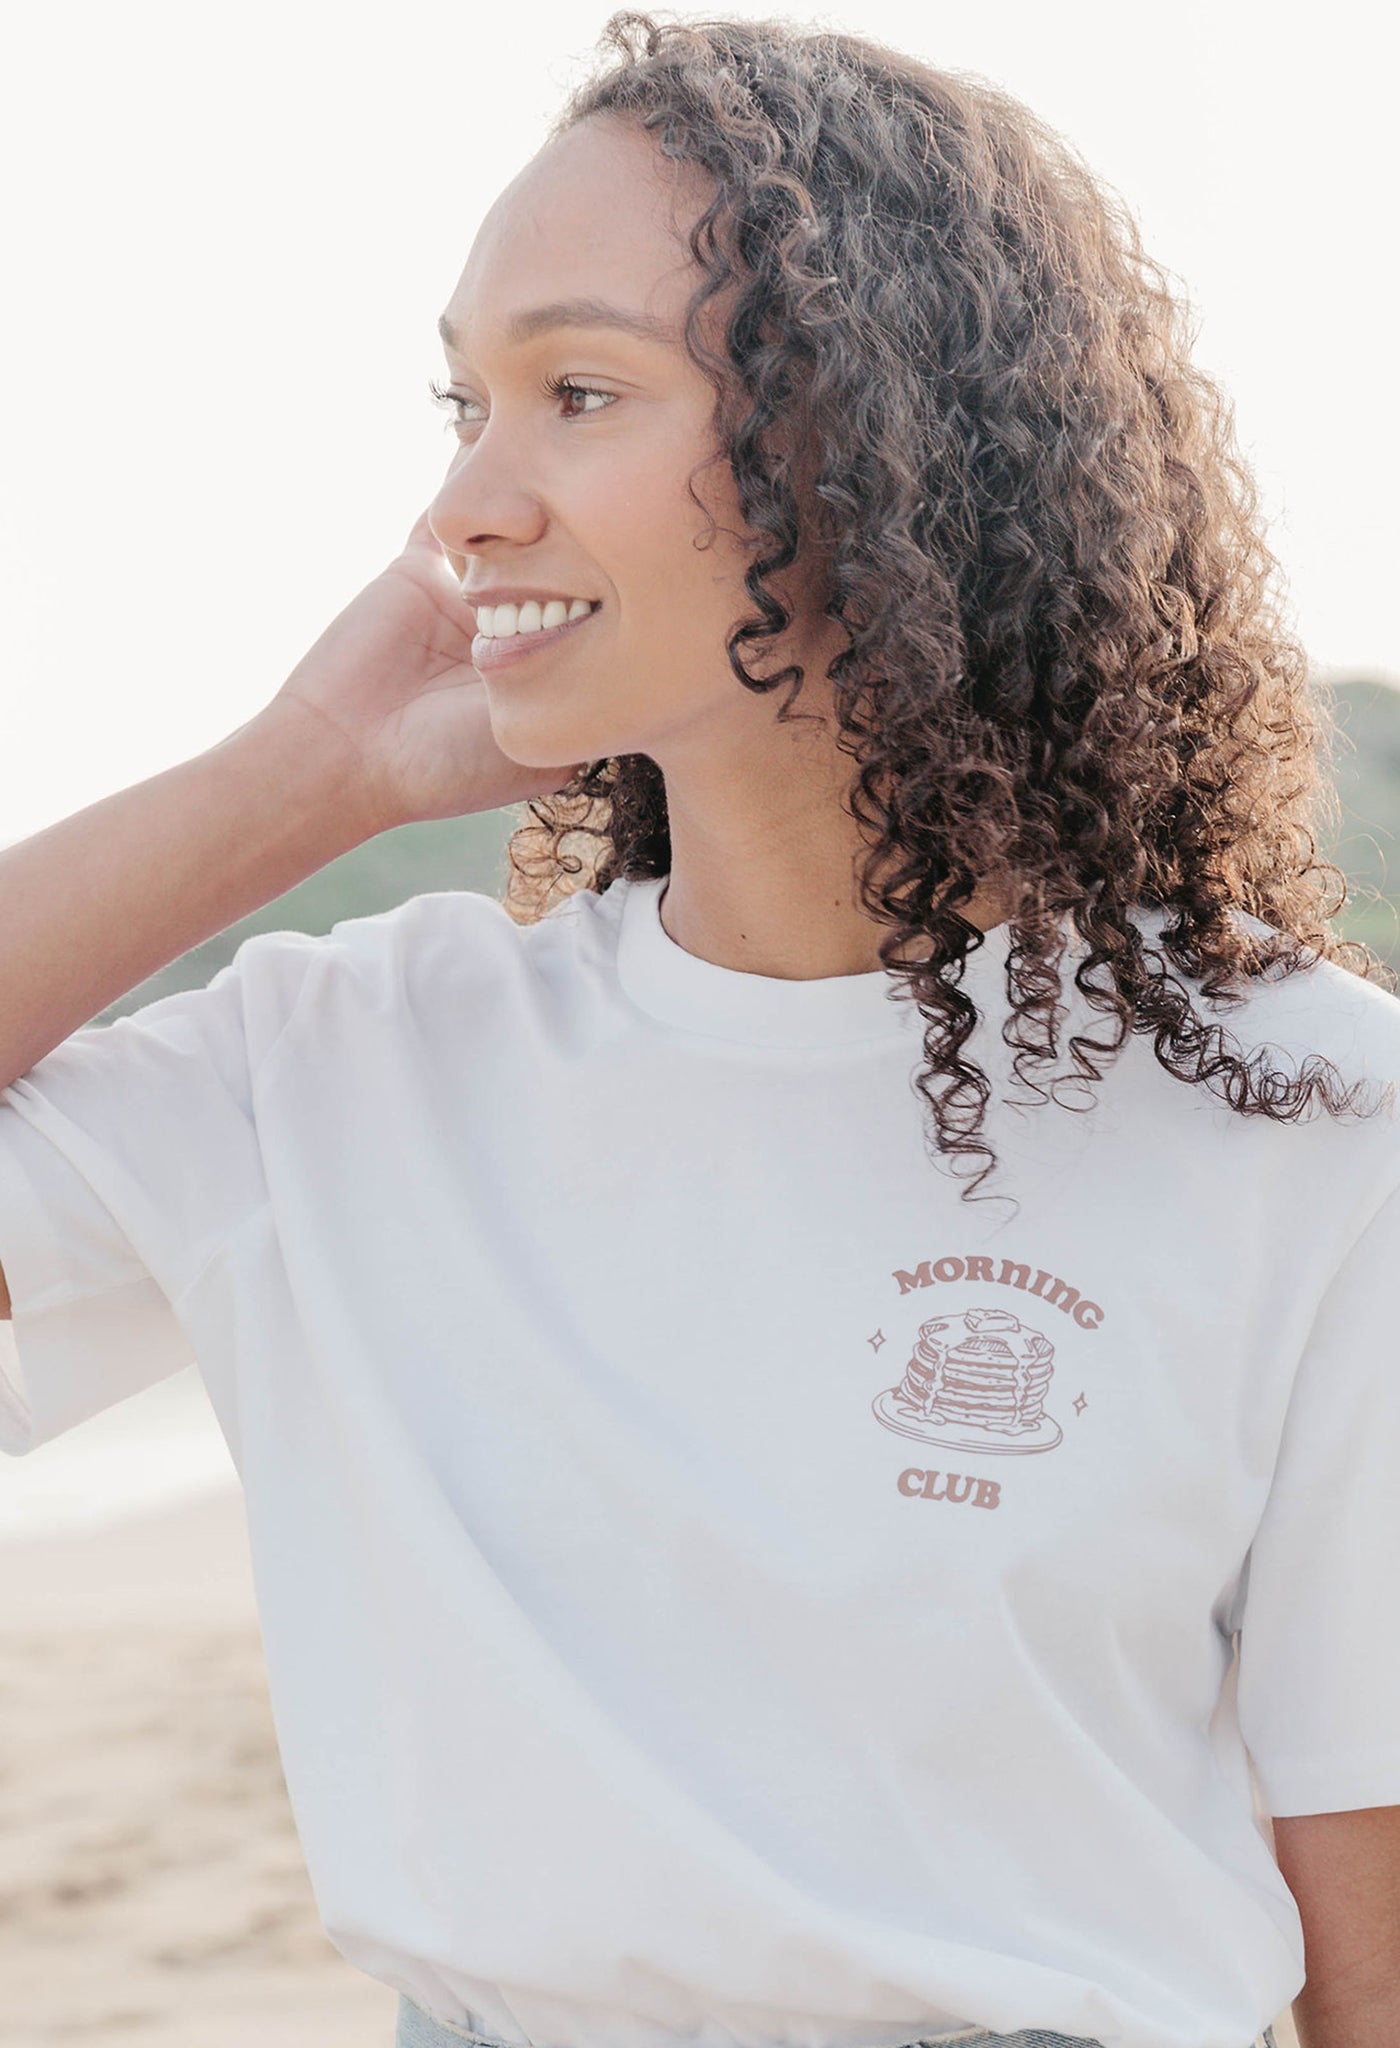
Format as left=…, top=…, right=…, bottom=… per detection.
left=470, top=602, right=600, bottom=673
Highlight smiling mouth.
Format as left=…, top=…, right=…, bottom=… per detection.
left=471, top=602, right=602, bottom=672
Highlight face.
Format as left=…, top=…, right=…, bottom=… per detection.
left=428, top=115, right=842, bottom=771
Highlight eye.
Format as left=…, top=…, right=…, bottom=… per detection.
left=428, top=378, right=482, bottom=430
left=427, top=375, right=616, bottom=431
left=539, top=373, right=616, bottom=419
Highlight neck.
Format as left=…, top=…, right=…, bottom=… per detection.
left=652, top=680, right=1013, bottom=982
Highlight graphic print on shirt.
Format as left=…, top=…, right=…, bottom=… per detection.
left=870, top=1255, right=1103, bottom=1460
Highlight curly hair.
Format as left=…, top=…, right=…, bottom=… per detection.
left=499, top=7, right=1395, bottom=1208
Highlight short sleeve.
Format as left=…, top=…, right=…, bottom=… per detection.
left=0, top=926, right=324, bottom=1456
left=1235, top=1175, right=1400, bottom=1816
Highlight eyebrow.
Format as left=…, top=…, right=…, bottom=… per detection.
left=437, top=297, right=677, bottom=355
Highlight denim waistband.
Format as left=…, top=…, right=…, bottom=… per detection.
left=394, top=1999, right=1279, bottom=2048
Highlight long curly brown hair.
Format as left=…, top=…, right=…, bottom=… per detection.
left=500, top=8, right=1395, bottom=1207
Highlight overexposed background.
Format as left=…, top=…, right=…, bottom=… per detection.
left=2, top=0, right=1397, bottom=854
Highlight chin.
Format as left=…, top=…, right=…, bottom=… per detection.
left=484, top=702, right=613, bottom=773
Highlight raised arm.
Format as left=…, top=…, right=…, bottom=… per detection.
left=0, top=698, right=376, bottom=1100
left=0, top=698, right=375, bottom=1318
left=0, top=502, right=584, bottom=1319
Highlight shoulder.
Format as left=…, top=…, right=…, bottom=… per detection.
left=254, top=881, right=627, bottom=1034
left=1130, top=902, right=1400, bottom=1091
left=317, top=880, right=621, bottom=977
left=1112, top=904, right=1400, bottom=1214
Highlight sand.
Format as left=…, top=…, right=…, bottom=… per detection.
left=0, top=1490, right=1299, bottom=2048
left=0, top=1490, right=398, bottom=2048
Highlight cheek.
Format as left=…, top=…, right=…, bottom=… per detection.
left=585, top=430, right=749, bottom=594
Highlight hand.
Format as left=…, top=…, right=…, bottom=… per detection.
left=267, top=506, right=587, bottom=834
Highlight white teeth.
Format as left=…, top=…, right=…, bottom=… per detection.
left=473, top=597, right=597, bottom=639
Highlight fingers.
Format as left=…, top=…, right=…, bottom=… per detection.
left=404, top=506, right=473, bottom=597
left=401, top=505, right=443, bottom=557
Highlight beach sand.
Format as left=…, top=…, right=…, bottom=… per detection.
left=0, top=1489, right=1300, bottom=2048
left=0, top=1490, right=398, bottom=2048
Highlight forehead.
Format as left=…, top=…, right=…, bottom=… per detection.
left=443, top=118, right=710, bottom=347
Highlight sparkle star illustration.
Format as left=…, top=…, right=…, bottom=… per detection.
left=1073, top=1392, right=1088, bottom=1415
left=868, top=1329, right=886, bottom=1352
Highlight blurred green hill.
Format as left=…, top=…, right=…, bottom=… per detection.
left=1325, top=676, right=1400, bottom=966
left=94, top=675, right=1400, bottom=1026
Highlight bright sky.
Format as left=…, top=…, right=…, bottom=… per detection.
left=2, top=0, right=1394, bottom=846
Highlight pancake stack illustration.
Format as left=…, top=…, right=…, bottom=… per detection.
left=873, top=1304, right=1063, bottom=1453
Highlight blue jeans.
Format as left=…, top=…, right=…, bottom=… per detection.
left=394, top=2000, right=1280, bottom=2048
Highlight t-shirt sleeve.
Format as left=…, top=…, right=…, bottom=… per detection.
left=1235, top=1174, right=1400, bottom=1816
left=0, top=926, right=324, bottom=1456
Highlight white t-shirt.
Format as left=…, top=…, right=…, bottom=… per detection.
left=1, top=874, right=1398, bottom=2048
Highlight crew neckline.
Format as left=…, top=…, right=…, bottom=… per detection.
left=613, top=875, right=1015, bottom=1048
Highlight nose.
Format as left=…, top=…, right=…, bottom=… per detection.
left=428, top=432, right=547, bottom=571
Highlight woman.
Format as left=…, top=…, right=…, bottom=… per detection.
left=0, top=12, right=1396, bottom=2048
